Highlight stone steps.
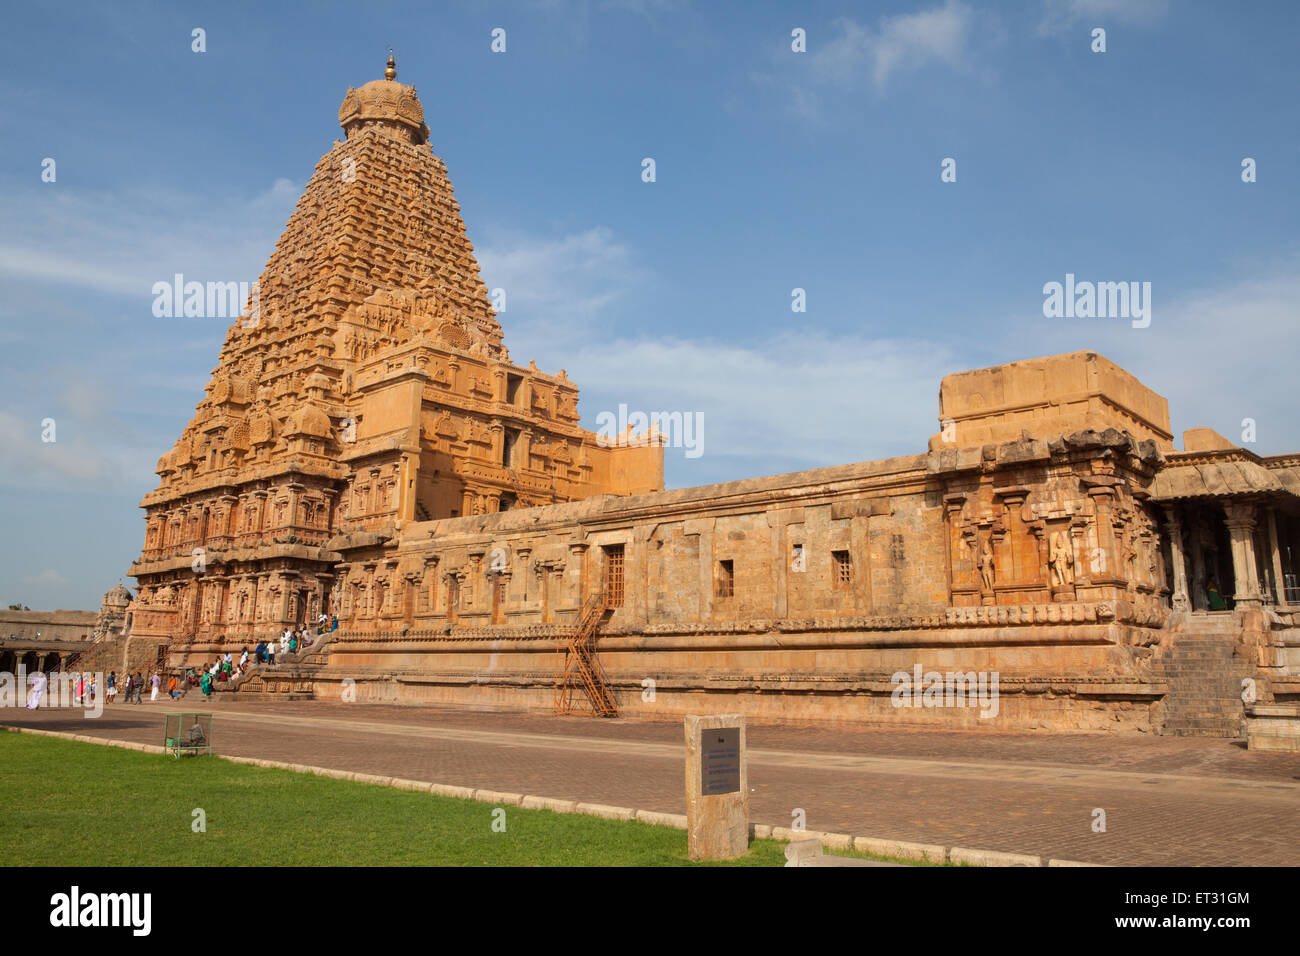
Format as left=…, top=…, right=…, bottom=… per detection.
left=1155, top=634, right=1251, bottom=738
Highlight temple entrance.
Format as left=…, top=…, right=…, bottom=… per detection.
left=0, top=650, right=15, bottom=674
left=1181, top=503, right=1237, bottom=611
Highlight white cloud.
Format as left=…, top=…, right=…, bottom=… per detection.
left=750, top=1, right=979, bottom=123
left=571, top=331, right=959, bottom=474
left=0, top=178, right=297, bottom=303
left=476, top=225, right=960, bottom=479
left=1038, top=0, right=1169, bottom=35
left=813, top=2, right=975, bottom=90
left=477, top=226, right=650, bottom=356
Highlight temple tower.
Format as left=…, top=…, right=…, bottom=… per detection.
left=128, top=56, right=663, bottom=662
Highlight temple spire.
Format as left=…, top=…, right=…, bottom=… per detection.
left=385, top=49, right=397, bottom=80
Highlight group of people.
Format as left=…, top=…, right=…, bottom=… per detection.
left=255, top=620, right=328, bottom=664
left=23, top=669, right=177, bottom=708
left=106, top=670, right=179, bottom=703
left=22, top=615, right=343, bottom=707
left=194, top=652, right=244, bottom=697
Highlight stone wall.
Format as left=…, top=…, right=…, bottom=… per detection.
left=0, top=610, right=96, bottom=643
left=233, top=423, right=1184, bottom=732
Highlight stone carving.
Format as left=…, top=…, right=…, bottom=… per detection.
left=1049, top=532, right=1074, bottom=587
left=979, top=540, right=995, bottom=590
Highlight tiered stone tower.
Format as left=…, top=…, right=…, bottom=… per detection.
left=128, top=56, right=663, bottom=661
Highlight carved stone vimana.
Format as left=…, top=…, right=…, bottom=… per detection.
left=128, top=57, right=662, bottom=655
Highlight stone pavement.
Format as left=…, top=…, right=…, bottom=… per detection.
left=3, top=698, right=1298, bottom=866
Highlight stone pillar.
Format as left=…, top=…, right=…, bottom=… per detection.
left=287, top=481, right=304, bottom=531
left=278, top=572, right=292, bottom=624
left=514, top=549, right=530, bottom=604
left=252, top=490, right=268, bottom=532
left=943, top=495, right=970, bottom=602
left=1085, top=482, right=1120, bottom=585
left=1267, top=508, right=1288, bottom=606
left=993, top=488, right=1029, bottom=585
left=1162, top=507, right=1190, bottom=611
left=849, top=511, right=873, bottom=614
left=566, top=543, right=589, bottom=612
left=1223, top=501, right=1263, bottom=608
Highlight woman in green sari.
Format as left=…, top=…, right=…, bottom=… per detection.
left=1206, top=576, right=1228, bottom=611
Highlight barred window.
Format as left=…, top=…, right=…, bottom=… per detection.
left=717, top=560, right=735, bottom=598
left=832, top=550, right=852, bottom=589
left=603, top=544, right=625, bottom=608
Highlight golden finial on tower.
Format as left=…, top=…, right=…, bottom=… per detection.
left=385, top=49, right=397, bottom=81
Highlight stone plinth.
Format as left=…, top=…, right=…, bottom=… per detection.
left=1246, top=704, right=1300, bottom=752
left=685, top=713, right=748, bottom=860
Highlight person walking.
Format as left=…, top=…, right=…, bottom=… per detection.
left=200, top=670, right=213, bottom=698
left=133, top=672, right=145, bottom=704
left=150, top=671, right=161, bottom=701
left=266, top=641, right=276, bottom=665
left=106, top=671, right=117, bottom=705
left=24, top=671, right=47, bottom=709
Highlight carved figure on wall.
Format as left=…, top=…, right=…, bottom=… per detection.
left=1050, top=531, right=1074, bottom=587
left=1124, top=534, right=1138, bottom=581
left=979, top=539, right=995, bottom=590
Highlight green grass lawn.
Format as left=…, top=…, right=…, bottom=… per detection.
left=0, top=732, right=915, bottom=866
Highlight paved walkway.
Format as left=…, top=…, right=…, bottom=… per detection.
left=4, top=698, right=1298, bottom=865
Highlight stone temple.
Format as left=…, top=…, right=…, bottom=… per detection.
left=111, top=59, right=1299, bottom=739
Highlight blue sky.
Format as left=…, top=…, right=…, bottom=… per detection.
left=1, top=0, right=1297, bottom=609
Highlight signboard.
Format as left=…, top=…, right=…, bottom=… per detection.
left=700, top=727, right=741, bottom=795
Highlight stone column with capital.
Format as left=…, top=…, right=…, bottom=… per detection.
left=566, top=542, right=589, bottom=613
left=1085, top=484, right=1119, bottom=588
left=1223, top=501, right=1263, bottom=608
left=1162, top=507, right=1190, bottom=611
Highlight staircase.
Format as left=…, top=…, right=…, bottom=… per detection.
left=65, top=632, right=168, bottom=680
left=216, top=629, right=339, bottom=697
left=1155, top=619, right=1254, bottom=738
left=554, top=594, right=618, bottom=717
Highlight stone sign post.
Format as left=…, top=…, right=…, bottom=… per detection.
left=685, top=713, right=748, bottom=860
